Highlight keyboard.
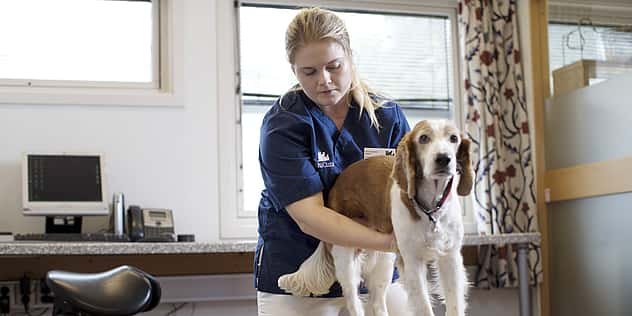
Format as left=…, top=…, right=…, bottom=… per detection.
left=14, top=233, right=131, bottom=242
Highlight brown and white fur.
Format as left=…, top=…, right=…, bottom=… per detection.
left=278, top=119, right=474, bottom=316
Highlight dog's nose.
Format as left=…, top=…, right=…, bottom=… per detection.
left=435, top=154, right=451, bottom=167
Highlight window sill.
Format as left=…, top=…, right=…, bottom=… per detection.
left=0, top=86, right=184, bottom=107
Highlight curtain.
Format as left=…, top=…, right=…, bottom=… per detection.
left=458, top=0, right=543, bottom=288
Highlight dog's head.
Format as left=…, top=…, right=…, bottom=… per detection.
left=393, top=119, right=474, bottom=199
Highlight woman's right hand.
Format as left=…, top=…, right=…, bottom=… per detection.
left=384, top=232, right=398, bottom=253
left=351, top=216, right=398, bottom=253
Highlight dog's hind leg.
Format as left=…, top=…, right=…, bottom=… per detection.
left=331, top=245, right=364, bottom=316
left=401, top=256, right=434, bottom=316
left=438, top=251, right=468, bottom=316
left=363, top=251, right=396, bottom=316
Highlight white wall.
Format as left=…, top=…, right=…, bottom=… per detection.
left=0, top=0, right=221, bottom=242
left=139, top=272, right=524, bottom=316
left=142, top=291, right=524, bottom=316
left=144, top=291, right=523, bottom=316
left=143, top=285, right=524, bottom=316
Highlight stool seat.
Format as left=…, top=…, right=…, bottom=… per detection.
left=46, top=265, right=160, bottom=316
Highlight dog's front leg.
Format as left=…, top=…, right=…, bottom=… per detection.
left=438, top=251, right=468, bottom=316
left=402, top=256, right=434, bottom=316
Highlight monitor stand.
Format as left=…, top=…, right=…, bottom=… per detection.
left=45, top=216, right=83, bottom=234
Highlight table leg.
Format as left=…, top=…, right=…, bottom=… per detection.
left=517, top=243, right=531, bottom=316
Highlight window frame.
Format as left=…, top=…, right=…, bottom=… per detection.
left=217, top=0, right=468, bottom=239
left=0, top=0, right=184, bottom=107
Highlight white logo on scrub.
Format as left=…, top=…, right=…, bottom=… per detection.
left=317, top=151, right=334, bottom=168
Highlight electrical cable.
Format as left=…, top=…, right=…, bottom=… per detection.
left=19, top=275, right=31, bottom=315
left=9, top=306, right=48, bottom=316
left=165, top=303, right=187, bottom=316
left=0, top=285, right=10, bottom=315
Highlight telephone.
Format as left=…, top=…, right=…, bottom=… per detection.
left=127, top=206, right=176, bottom=242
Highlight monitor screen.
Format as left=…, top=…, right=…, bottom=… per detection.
left=22, top=153, right=109, bottom=216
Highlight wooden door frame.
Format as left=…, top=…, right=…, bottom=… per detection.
left=528, top=1, right=551, bottom=316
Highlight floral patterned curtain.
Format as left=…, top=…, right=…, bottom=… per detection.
left=458, top=0, right=542, bottom=288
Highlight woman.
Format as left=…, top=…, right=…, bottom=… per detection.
left=255, top=7, right=411, bottom=316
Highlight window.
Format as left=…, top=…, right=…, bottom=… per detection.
left=0, top=0, right=182, bottom=107
left=548, top=2, right=632, bottom=85
left=548, top=22, right=632, bottom=78
left=218, top=1, right=461, bottom=239
left=0, top=0, right=157, bottom=86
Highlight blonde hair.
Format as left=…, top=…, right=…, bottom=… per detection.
left=285, top=7, right=383, bottom=129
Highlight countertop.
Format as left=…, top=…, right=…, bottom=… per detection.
left=0, top=233, right=540, bottom=256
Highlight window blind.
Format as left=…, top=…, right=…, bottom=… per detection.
left=239, top=4, right=453, bottom=110
left=548, top=23, right=632, bottom=73
left=548, top=1, right=632, bottom=73
left=549, top=1, right=632, bottom=26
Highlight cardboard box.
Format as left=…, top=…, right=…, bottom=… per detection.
left=552, top=59, right=596, bottom=96
left=553, top=59, right=632, bottom=96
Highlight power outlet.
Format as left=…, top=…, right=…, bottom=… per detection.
left=0, top=281, right=18, bottom=310
left=0, top=279, right=54, bottom=311
left=37, top=278, right=55, bottom=306
left=0, top=282, right=14, bottom=314
left=26, top=279, right=53, bottom=308
left=25, top=279, right=40, bottom=308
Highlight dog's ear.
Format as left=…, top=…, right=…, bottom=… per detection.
left=457, top=133, right=474, bottom=196
left=393, top=132, right=420, bottom=200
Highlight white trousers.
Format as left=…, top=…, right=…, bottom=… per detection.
left=257, top=282, right=412, bottom=316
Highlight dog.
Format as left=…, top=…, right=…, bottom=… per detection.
left=278, top=119, right=474, bottom=316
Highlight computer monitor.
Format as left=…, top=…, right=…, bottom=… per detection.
left=22, top=153, right=109, bottom=233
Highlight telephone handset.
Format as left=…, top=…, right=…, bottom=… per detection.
left=127, top=205, right=176, bottom=242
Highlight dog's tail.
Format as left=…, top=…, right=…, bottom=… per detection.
left=277, top=241, right=336, bottom=296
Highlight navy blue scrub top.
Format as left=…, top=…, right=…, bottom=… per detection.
left=255, top=90, right=410, bottom=297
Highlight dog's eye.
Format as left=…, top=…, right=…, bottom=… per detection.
left=419, top=135, right=430, bottom=144
left=450, top=135, right=459, bottom=143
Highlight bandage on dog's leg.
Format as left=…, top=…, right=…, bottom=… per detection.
left=277, top=241, right=335, bottom=296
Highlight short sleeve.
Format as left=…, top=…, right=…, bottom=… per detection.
left=388, top=102, right=411, bottom=147
left=259, top=113, right=323, bottom=211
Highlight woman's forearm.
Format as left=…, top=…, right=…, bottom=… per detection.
left=286, top=194, right=393, bottom=252
left=301, top=206, right=393, bottom=251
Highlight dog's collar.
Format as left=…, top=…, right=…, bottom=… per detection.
left=410, top=176, right=454, bottom=230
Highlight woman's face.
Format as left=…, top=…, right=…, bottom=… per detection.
left=292, top=40, right=352, bottom=110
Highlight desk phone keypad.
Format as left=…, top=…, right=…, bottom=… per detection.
left=142, top=227, right=176, bottom=242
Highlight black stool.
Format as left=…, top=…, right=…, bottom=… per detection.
left=46, top=265, right=161, bottom=316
